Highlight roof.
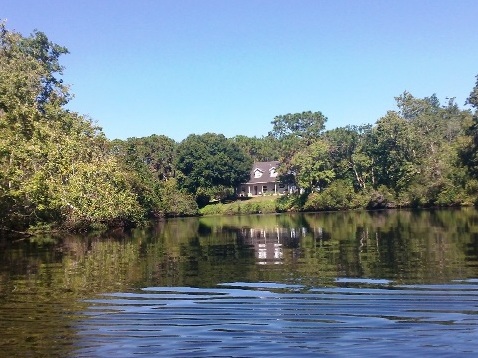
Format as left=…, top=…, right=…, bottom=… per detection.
left=244, top=161, right=280, bottom=184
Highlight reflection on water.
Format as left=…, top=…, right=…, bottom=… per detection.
left=1, top=209, right=478, bottom=356
left=240, top=227, right=302, bottom=264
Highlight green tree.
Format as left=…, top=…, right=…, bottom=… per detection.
left=324, top=125, right=374, bottom=190
left=462, top=75, right=478, bottom=178
left=112, top=135, right=198, bottom=217
left=175, top=133, right=252, bottom=205
left=369, top=92, right=471, bottom=206
left=289, top=140, right=335, bottom=193
left=369, top=111, right=419, bottom=194
left=231, top=135, right=280, bottom=162
left=0, top=24, right=142, bottom=231
left=268, top=111, right=328, bottom=187
left=269, top=111, right=327, bottom=143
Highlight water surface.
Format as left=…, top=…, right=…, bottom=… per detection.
left=1, top=209, right=478, bottom=356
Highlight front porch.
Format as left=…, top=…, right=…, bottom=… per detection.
left=238, top=182, right=289, bottom=197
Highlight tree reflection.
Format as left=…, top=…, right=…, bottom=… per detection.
left=1, top=209, right=478, bottom=356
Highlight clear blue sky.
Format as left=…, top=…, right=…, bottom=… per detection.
left=2, top=0, right=477, bottom=141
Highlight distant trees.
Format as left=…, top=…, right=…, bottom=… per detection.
left=111, top=135, right=198, bottom=218
left=273, top=90, right=474, bottom=211
left=2, top=22, right=478, bottom=234
left=324, top=124, right=374, bottom=190
left=231, top=135, right=280, bottom=163
left=462, top=75, right=478, bottom=178
left=288, top=140, right=335, bottom=193
left=175, top=133, right=252, bottom=206
left=269, top=111, right=327, bottom=143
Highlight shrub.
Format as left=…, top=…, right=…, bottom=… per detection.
left=303, top=180, right=358, bottom=211
left=367, top=185, right=396, bottom=209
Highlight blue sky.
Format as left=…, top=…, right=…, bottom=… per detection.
left=2, top=0, right=477, bottom=141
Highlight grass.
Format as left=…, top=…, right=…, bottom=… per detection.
left=199, top=196, right=279, bottom=216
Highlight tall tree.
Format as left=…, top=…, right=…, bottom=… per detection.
left=175, top=133, right=252, bottom=205
left=369, top=111, right=418, bottom=193
left=0, top=24, right=142, bottom=231
left=289, top=139, right=335, bottom=193
left=269, top=111, right=328, bottom=185
left=269, top=111, right=327, bottom=143
left=231, top=135, right=280, bottom=162
left=462, top=75, right=478, bottom=178
left=324, top=125, right=374, bottom=190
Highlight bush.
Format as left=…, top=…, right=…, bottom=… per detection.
left=158, top=179, right=198, bottom=217
left=199, top=197, right=277, bottom=216
left=367, top=185, right=396, bottom=209
left=435, top=184, right=465, bottom=207
left=275, top=193, right=306, bottom=212
left=303, top=180, right=359, bottom=211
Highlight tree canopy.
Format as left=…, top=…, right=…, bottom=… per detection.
left=175, top=133, right=252, bottom=205
left=0, top=24, right=142, bottom=231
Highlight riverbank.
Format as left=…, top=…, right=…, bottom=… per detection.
left=199, top=189, right=475, bottom=217
left=199, top=196, right=279, bottom=216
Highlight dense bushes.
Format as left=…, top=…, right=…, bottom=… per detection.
left=199, top=197, right=277, bottom=216
left=303, top=180, right=363, bottom=211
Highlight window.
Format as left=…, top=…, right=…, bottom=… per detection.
left=263, top=185, right=268, bottom=192
left=254, top=169, right=263, bottom=178
left=269, top=167, right=277, bottom=177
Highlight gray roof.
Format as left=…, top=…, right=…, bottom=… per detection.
left=244, top=161, right=280, bottom=184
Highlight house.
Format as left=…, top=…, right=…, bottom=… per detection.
left=237, top=161, right=290, bottom=196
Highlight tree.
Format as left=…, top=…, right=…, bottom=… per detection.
left=120, top=135, right=177, bottom=181
left=466, top=75, right=478, bottom=109
left=288, top=139, right=335, bottom=193
left=0, top=24, right=142, bottom=231
left=231, top=135, right=280, bottom=162
left=371, top=92, right=471, bottom=205
left=369, top=111, right=418, bottom=193
left=324, top=125, right=374, bottom=190
left=462, top=75, right=478, bottom=178
left=175, top=133, right=252, bottom=205
left=268, top=111, right=328, bottom=186
left=269, top=111, right=327, bottom=143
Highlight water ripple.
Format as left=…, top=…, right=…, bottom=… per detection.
left=75, top=280, right=478, bottom=357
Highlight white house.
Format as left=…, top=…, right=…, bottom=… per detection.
left=237, top=161, right=290, bottom=196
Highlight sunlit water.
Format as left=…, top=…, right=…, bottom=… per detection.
left=76, top=280, right=478, bottom=357
left=2, top=209, right=478, bottom=356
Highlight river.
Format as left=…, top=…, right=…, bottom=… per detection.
left=1, top=209, right=478, bottom=356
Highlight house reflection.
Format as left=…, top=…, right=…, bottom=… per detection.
left=239, top=227, right=304, bottom=265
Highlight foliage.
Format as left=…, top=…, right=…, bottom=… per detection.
left=269, top=111, right=328, bottom=182
left=324, top=125, right=374, bottom=190
left=199, top=197, right=277, bottom=216
left=303, top=180, right=363, bottom=211
left=366, top=185, right=396, bottom=209
left=462, top=75, right=478, bottom=178
left=275, top=193, right=307, bottom=212
left=0, top=24, right=142, bottom=231
left=231, top=135, right=280, bottom=162
left=269, top=111, right=327, bottom=143
left=288, top=139, right=335, bottom=193
left=157, top=179, right=198, bottom=217
left=175, top=133, right=252, bottom=205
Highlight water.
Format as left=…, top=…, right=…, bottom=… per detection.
left=2, top=209, right=478, bottom=356
left=77, top=281, right=478, bottom=357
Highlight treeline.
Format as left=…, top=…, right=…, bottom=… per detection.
left=1, top=25, right=478, bottom=234
left=272, top=91, right=478, bottom=212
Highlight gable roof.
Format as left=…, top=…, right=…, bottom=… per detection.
left=245, top=161, right=280, bottom=184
